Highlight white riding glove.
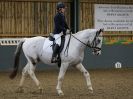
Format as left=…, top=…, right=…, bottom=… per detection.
left=66, top=29, right=70, bottom=34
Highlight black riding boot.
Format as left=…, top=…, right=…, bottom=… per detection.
left=51, top=44, right=60, bottom=63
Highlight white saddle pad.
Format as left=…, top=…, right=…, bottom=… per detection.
left=43, top=38, right=53, bottom=54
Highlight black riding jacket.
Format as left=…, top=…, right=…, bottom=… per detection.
left=53, top=12, right=69, bottom=35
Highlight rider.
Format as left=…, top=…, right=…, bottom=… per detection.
left=51, top=2, right=70, bottom=63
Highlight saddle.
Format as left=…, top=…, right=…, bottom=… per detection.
left=49, top=33, right=65, bottom=68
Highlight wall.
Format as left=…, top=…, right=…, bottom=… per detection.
left=0, top=44, right=133, bottom=71
left=1, top=0, right=133, bottom=40
left=0, top=0, right=133, bottom=71
left=0, top=0, right=71, bottom=37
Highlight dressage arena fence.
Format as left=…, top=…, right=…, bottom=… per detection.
left=0, top=38, right=21, bottom=45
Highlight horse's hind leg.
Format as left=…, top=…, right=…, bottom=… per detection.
left=75, top=63, right=93, bottom=93
left=17, top=63, right=29, bottom=93
left=27, top=61, right=43, bottom=93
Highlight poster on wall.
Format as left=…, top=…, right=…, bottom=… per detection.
left=94, top=4, right=133, bottom=31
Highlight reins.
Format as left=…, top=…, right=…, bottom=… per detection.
left=71, top=32, right=101, bottom=51
left=64, top=32, right=72, bottom=56
left=64, top=31, right=101, bottom=56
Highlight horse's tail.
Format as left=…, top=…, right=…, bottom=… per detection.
left=9, top=39, right=25, bottom=79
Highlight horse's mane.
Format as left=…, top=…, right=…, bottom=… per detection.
left=74, top=29, right=97, bottom=37
left=74, top=29, right=97, bottom=35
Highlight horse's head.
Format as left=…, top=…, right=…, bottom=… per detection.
left=89, top=28, right=103, bottom=55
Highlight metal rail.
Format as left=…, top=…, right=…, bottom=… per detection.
left=0, top=38, right=22, bottom=45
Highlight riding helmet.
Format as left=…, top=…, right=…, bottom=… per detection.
left=56, top=2, right=65, bottom=10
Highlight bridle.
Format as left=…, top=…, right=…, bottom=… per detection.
left=71, top=31, right=102, bottom=51
left=64, top=30, right=102, bottom=56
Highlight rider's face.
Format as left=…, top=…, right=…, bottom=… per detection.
left=61, top=8, right=65, bottom=13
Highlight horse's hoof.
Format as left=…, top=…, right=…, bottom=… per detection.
left=58, top=92, right=64, bottom=96
left=31, top=89, right=43, bottom=94
left=39, top=88, right=44, bottom=94
left=16, top=87, right=24, bottom=93
left=31, top=88, right=44, bottom=94
left=88, top=89, right=93, bottom=94
left=57, top=90, right=64, bottom=96
left=88, top=86, right=93, bottom=93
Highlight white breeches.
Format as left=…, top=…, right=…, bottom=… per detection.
left=54, top=34, right=62, bottom=46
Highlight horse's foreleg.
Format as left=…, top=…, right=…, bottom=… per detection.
left=56, top=63, right=69, bottom=96
left=28, top=63, right=43, bottom=93
left=76, top=63, right=93, bottom=93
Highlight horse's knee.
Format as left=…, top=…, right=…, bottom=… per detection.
left=58, top=76, right=64, bottom=82
left=28, top=71, right=34, bottom=76
left=28, top=70, right=36, bottom=78
left=84, top=71, right=90, bottom=77
left=22, top=68, right=28, bottom=76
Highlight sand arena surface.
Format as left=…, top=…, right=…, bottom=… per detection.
left=0, top=69, right=133, bottom=99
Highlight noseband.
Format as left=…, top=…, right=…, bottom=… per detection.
left=90, top=31, right=102, bottom=51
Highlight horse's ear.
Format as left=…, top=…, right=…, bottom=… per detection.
left=97, top=28, right=104, bottom=36
left=99, top=28, right=104, bottom=33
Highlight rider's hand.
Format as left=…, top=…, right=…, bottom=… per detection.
left=66, top=29, right=70, bottom=34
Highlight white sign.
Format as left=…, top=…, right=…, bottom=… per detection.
left=94, top=4, right=133, bottom=31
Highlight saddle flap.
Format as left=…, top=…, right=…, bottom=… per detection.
left=49, top=33, right=55, bottom=41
